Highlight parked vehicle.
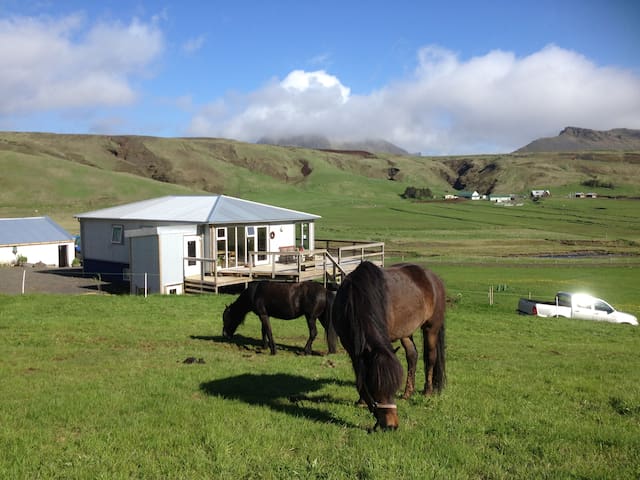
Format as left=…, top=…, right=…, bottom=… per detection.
left=517, top=292, right=638, bottom=326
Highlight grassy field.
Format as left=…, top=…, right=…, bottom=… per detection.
left=2, top=132, right=640, bottom=477
left=1, top=264, right=639, bottom=479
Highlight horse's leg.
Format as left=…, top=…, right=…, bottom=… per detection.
left=318, top=307, right=338, bottom=354
left=303, top=315, right=317, bottom=355
left=260, top=315, right=276, bottom=355
left=422, top=328, right=438, bottom=395
left=400, top=336, right=418, bottom=399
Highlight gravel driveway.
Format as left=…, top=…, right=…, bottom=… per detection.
left=0, top=266, right=123, bottom=295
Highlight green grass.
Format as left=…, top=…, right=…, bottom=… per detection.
left=2, top=133, right=640, bottom=477
left=1, top=265, right=639, bottom=479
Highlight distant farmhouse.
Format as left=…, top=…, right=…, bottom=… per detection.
left=573, top=192, right=598, bottom=198
left=457, top=191, right=483, bottom=200
left=531, top=189, right=551, bottom=199
left=0, top=216, right=75, bottom=267
left=488, top=194, right=516, bottom=204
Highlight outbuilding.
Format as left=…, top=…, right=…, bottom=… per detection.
left=0, top=216, right=75, bottom=267
left=458, top=190, right=482, bottom=200
left=75, top=195, right=321, bottom=294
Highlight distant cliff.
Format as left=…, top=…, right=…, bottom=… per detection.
left=257, top=134, right=409, bottom=155
left=515, top=127, right=640, bottom=153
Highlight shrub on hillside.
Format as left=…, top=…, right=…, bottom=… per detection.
left=401, top=186, right=434, bottom=200
left=581, top=177, right=614, bottom=189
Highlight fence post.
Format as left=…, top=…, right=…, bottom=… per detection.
left=21, top=268, right=26, bottom=294
left=489, top=285, right=494, bottom=306
left=144, top=273, right=148, bottom=298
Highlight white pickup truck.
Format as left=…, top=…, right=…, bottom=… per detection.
left=517, top=292, right=638, bottom=326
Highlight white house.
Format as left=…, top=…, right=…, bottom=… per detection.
left=458, top=191, right=482, bottom=200
left=75, top=195, right=320, bottom=294
left=488, top=194, right=515, bottom=204
left=0, top=216, right=75, bottom=267
left=531, top=189, right=551, bottom=198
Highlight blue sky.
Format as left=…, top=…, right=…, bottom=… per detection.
left=1, top=1, right=639, bottom=154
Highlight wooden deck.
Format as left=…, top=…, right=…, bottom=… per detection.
left=184, top=242, right=384, bottom=294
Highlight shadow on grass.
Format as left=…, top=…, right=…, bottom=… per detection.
left=190, top=334, right=328, bottom=356
left=200, top=373, right=359, bottom=429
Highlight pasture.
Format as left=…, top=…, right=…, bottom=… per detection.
left=1, top=264, right=639, bottom=479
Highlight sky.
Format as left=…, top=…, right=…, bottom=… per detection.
left=1, top=1, right=639, bottom=155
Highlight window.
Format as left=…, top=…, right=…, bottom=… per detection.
left=594, top=301, right=613, bottom=313
left=111, top=225, right=124, bottom=244
left=187, top=240, right=196, bottom=266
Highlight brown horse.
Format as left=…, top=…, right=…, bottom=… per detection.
left=332, top=261, right=446, bottom=430
left=222, top=280, right=337, bottom=355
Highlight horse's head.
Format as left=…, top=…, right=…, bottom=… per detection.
left=358, top=349, right=403, bottom=431
left=371, top=402, right=399, bottom=431
left=222, top=304, right=241, bottom=339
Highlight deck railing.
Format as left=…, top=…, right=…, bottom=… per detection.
left=183, top=241, right=384, bottom=291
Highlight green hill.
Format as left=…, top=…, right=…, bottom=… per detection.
left=2, top=131, right=640, bottom=262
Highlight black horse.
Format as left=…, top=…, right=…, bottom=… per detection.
left=222, top=281, right=337, bottom=355
left=332, top=261, right=447, bottom=430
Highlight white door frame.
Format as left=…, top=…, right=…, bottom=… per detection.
left=184, top=235, right=202, bottom=277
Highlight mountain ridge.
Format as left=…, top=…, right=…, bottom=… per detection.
left=516, top=127, right=640, bottom=153
left=257, top=134, right=410, bottom=155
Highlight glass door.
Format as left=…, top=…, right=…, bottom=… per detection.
left=246, top=226, right=268, bottom=266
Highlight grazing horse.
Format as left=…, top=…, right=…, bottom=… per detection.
left=332, top=261, right=447, bottom=430
left=222, top=281, right=337, bottom=355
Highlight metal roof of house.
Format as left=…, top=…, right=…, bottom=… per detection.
left=0, top=216, right=74, bottom=246
left=75, top=195, right=320, bottom=224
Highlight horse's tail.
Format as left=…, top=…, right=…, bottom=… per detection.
left=323, top=290, right=338, bottom=354
left=430, top=275, right=447, bottom=393
left=432, top=323, right=446, bottom=392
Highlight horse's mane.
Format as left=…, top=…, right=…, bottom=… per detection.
left=335, top=262, right=403, bottom=398
left=339, top=262, right=389, bottom=355
left=229, top=282, right=259, bottom=319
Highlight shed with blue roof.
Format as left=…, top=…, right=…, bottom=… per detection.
left=0, top=216, right=75, bottom=267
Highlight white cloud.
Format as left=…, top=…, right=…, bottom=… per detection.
left=0, top=14, right=163, bottom=115
left=188, top=45, right=640, bottom=154
left=182, top=34, right=206, bottom=54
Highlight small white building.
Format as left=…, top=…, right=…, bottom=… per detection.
left=0, top=216, right=75, bottom=267
left=458, top=191, right=482, bottom=200
left=531, top=189, right=551, bottom=198
left=75, top=195, right=320, bottom=294
left=488, top=194, right=515, bottom=204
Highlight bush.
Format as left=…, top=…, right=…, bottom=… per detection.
left=581, top=177, right=614, bottom=189
left=401, top=186, right=433, bottom=200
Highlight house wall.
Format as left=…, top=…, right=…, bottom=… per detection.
left=127, top=225, right=197, bottom=295
left=79, top=218, right=176, bottom=278
left=129, top=235, right=160, bottom=294
left=160, top=231, right=190, bottom=291
left=0, top=242, right=74, bottom=266
left=268, top=224, right=296, bottom=251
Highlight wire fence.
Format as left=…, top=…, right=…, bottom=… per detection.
left=5, top=267, right=533, bottom=309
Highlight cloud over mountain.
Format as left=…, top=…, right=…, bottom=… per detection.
left=189, top=45, right=640, bottom=155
